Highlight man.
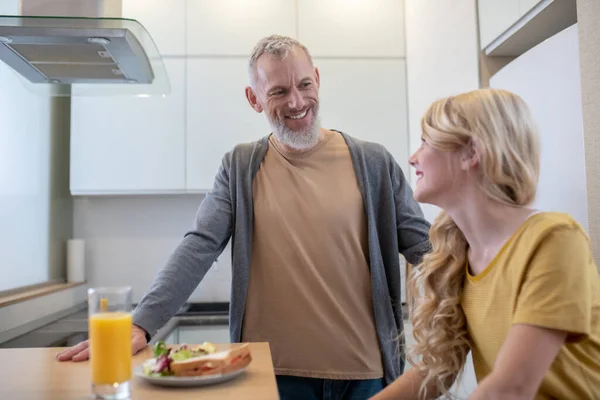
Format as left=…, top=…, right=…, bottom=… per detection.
left=57, top=34, right=431, bottom=400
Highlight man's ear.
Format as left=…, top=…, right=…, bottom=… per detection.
left=314, top=66, right=320, bottom=88
left=245, top=86, right=263, bottom=113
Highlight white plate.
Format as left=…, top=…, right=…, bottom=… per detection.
left=133, top=364, right=248, bottom=388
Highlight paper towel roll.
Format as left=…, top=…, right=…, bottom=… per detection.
left=67, top=239, right=85, bottom=283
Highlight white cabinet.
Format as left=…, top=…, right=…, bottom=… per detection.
left=478, top=0, right=521, bottom=49
left=519, top=0, right=542, bottom=15
left=70, top=59, right=186, bottom=194
left=186, top=58, right=269, bottom=191
left=298, top=0, right=405, bottom=57
left=70, top=0, right=412, bottom=195
left=316, top=59, right=410, bottom=174
left=122, top=0, right=186, bottom=56
left=177, top=326, right=231, bottom=345
left=477, top=0, right=572, bottom=56
left=186, top=0, right=297, bottom=55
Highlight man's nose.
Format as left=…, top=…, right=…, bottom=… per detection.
left=287, top=88, right=306, bottom=110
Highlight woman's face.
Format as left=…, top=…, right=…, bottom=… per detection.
left=409, top=137, right=469, bottom=207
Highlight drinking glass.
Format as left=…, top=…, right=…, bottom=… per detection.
left=88, top=286, right=133, bottom=400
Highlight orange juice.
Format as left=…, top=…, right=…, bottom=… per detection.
left=89, top=312, right=132, bottom=385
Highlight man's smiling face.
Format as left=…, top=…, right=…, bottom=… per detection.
left=248, top=46, right=322, bottom=151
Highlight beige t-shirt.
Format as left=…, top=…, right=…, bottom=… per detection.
left=241, top=129, right=384, bottom=379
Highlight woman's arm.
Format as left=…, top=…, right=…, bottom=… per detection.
left=369, top=367, right=429, bottom=400
left=369, top=365, right=460, bottom=400
left=468, top=324, right=566, bottom=400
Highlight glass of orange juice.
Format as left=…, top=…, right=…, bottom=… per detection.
left=88, top=286, right=133, bottom=400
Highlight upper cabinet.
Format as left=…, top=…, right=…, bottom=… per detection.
left=519, top=0, right=544, bottom=14
left=186, top=58, right=268, bottom=191
left=478, top=0, right=577, bottom=56
left=186, top=0, right=297, bottom=55
left=122, top=0, right=186, bottom=56
left=70, top=59, right=186, bottom=194
left=316, top=59, right=409, bottom=173
left=477, top=0, right=520, bottom=49
left=70, top=0, right=409, bottom=195
left=298, top=0, right=405, bottom=57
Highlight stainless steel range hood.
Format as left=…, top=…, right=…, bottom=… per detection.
left=0, top=0, right=170, bottom=96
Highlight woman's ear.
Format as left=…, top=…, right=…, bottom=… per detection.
left=461, top=139, right=480, bottom=170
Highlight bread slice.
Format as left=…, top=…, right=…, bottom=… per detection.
left=170, top=343, right=252, bottom=377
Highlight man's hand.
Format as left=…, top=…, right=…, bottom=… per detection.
left=55, top=324, right=148, bottom=362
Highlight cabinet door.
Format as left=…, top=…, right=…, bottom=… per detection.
left=186, top=59, right=269, bottom=191
left=177, top=326, right=231, bottom=345
left=477, top=0, right=520, bottom=49
left=70, top=59, right=186, bottom=194
left=122, top=0, right=186, bottom=56
left=519, top=0, right=541, bottom=16
left=298, top=0, right=405, bottom=57
left=315, top=59, right=410, bottom=174
left=186, top=0, right=296, bottom=56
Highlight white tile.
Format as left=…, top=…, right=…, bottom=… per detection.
left=298, top=0, right=405, bottom=57
left=186, top=0, right=296, bottom=55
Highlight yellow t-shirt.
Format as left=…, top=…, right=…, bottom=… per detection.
left=461, top=212, right=600, bottom=399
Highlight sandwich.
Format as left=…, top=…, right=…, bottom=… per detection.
left=142, top=340, right=252, bottom=377
left=170, top=343, right=252, bottom=377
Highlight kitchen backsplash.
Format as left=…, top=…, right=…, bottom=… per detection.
left=73, top=195, right=232, bottom=303
left=74, top=194, right=408, bottom=304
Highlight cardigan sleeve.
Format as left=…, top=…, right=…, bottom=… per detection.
left=132, top=153, right=234, bottom=338
left=391, top=158, right=432, bottom=265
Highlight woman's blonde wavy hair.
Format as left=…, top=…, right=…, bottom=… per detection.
left=406, top=88, right=540, bottom=399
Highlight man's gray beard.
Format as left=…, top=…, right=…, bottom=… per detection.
left=269, top=106, right=322, bottom=151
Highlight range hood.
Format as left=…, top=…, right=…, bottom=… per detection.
left=0, top=0, right=170, bottom=96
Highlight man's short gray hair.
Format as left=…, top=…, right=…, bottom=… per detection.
left=248, top=34, right=314, bottom=87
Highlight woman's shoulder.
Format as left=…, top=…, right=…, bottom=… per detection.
left=524, top=211, right=585, bottom=233
left=518, top=211, right=590, bottom=253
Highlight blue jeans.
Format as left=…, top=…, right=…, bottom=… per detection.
left=276, top=375, right=385, bottom=400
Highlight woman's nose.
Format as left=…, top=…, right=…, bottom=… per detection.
left=408, top=151, right=417, bottom=166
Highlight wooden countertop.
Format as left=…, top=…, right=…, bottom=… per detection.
left=0, top=342, right=279, bottom=399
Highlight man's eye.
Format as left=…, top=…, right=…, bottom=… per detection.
left=302, top=82, right=312, bottom=88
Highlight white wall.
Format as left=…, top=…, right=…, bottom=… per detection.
left=404, top=1, right=480, bottom=395
left=0, top=59, right=51, bottom=291
left=405, top=0, right=480, bottom=222
left=0, top=0, right=79, bottom=336
left=73, top=195, right=232, bottom=303
left=0, top=0, right=18, bottom=14
left=489, top=24, right=588, bottom=231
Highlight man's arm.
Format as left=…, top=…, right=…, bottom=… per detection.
left=56, top=153, right=236, bottom=362
left=132, top=154, right=234, bottom=339
left=392, top=160, right=431, bottom=265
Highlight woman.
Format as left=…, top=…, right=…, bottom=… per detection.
left=372, top=88, right=600, bottom=400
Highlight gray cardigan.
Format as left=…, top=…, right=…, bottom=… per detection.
left=132, top=131, right=432, bottom=385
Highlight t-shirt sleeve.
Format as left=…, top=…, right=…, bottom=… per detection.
left=512, top=226, right=595, bottom=342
